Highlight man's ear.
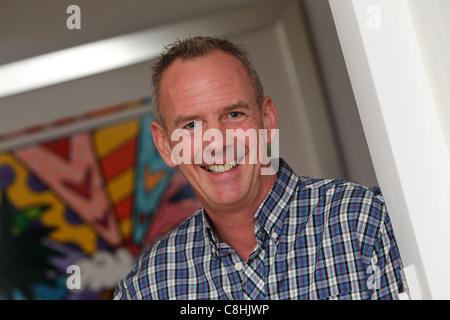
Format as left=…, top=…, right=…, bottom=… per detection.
left=151, top=121, right=177, bottom=168
left=261, top=96, right=278, bottom=144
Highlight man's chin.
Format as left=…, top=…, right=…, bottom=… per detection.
left=199, top=187, right=249, bottom=209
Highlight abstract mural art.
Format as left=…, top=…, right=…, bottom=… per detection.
left=0, top=97, right=201, bottom=300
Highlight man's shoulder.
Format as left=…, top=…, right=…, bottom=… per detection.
left=298, top=176, right=384, bottom=203
left=278, top=160, right=386, bottom=218
left=293, top=176, right=394, bottom=261
left=113, top=209, right=205, bottom=299
left=291, top=175, right=387, bottom=227
left=278, top=159, right=379, bottom=199
left=300, top=175, right=377, bottom=192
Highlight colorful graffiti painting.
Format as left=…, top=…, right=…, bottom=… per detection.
left=0, top=99, right=201, bottom=300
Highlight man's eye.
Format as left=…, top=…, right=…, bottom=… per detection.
left=183, top=121, right=201, bottom=130
left=229, top=111, right=243, bottom=118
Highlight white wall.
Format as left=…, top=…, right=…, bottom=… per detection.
left=330, top=0, right=450, bottom=299
left=300, top=0, right=378, bottom=187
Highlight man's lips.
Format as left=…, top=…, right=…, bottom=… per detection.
left=201, top=159, right=239, bottom=174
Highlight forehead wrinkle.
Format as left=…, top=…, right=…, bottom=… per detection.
left=171, top=77, right=242, bottom=109
left=161, top=52, right=252, bottom=101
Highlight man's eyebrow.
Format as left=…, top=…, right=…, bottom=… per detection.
left=174, top=114, right=198, bottom=127
left=223, top=102, right=251, bottom=112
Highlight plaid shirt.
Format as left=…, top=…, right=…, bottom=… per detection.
left=114, top=159, right=404, bottom=300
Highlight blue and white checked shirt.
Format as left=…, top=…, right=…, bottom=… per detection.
left=114, top=159, right=404, bottom=300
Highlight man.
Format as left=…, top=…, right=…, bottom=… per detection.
left=114, top=36, right=404, bottom=300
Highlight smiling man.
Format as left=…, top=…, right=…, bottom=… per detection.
left=114, top=36, right=405, bottom=300
left=151, top=47, right=278, bottom=261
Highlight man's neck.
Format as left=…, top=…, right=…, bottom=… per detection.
left=205, top=174, right=276, bottom=261
left=208, top=208, right=257, bottom=261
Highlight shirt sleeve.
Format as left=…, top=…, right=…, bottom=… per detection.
left=113, top=268, right=135, bottom=300
left=113, top=257, right=145, bottom=300
left=113, top=284, right=126, bottom=300
left=365, top=187, right=404, bottom=299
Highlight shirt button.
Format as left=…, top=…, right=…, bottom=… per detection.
left=234, top=262, right=243, bottom=271
left=272, top=232, right=278, bottom=239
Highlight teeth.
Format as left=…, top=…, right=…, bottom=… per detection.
left=204, top=160, right=238, bottom=173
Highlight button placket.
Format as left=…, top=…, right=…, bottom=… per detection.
left=234, top=261, right=244, bottom=271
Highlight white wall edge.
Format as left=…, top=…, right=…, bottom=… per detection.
left=329, top=0, right=450, bottom=299
left=276, top=0, right=345, bottom=179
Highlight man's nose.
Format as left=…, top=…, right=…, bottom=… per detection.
left=202, top=122, right=234, bottom=163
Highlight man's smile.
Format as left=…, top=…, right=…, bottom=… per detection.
left=201, top=159, right=239, bottom=174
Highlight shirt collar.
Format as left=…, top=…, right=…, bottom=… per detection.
left=201, top=207, right=222, bottom=257
left=253, top=158, right=299, bottom=240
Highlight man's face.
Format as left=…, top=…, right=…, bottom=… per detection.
left=151, top=50, right=277, bottom=213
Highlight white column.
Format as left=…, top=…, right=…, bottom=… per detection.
left=329, top=0, right=450, bottom=299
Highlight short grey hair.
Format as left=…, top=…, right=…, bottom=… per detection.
left=150, top=36, right=265, bottom=130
